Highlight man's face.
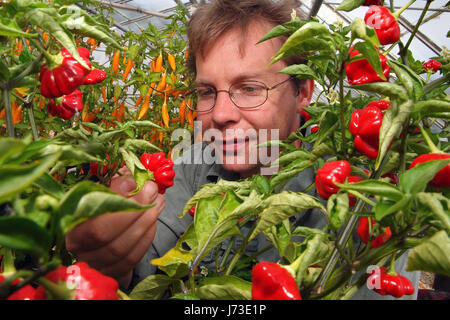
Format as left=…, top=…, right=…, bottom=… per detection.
left=195, top=20, right=313, bottom=177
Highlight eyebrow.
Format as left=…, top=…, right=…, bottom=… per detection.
left=195, top=72, right=270, bottom=86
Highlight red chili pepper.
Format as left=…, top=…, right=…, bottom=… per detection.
left=366, top=99, right=391, bottom=111
left=409, top=153, right=450, bottom=188
left=362, top=0, right=383, bottom=5
left=315, top=160, right=351, bottom=200
left=83, top=68, right=107, bottom=85
left=364, top=6, right=401, bottom=45
left=349, top=105, right=384, bottom=160
left=423, top=59, right=441, bottom=73
left=40, top=47, right=92, bottom=98
left=0, top=276, right=43, bottom=300
left=301, top=107, right=312, bottom=121
left=140, top=152, right=176, bottom=194
left=47, top=89, right=83, bottom=120
left=357, top=217, right=392, bottom=248
left=251, top=261, right=301, bottom=300
left=310, top=125, right=319, bottom=134
left=345, top=47, right=390, bottom=85
left=89, top=154, right=117, bottom=177
left=35, top=262, right=119, bottom=300
left=368, top=267, right=414, bottom=298
left=348, top=176, right=364, bottom=207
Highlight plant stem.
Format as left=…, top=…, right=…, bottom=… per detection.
left=338, top=71, right=348, bottom=159
left=401, top=0, right=431, bottom=55
left=423, top=73, right=450, bottom=95
left=392, top=0, right=417, bottom=20
left=9, top=53, right=43, bottom=88
left=2, top=89, right=14, bottom=137
left=25, top=100, right=39, bottom=140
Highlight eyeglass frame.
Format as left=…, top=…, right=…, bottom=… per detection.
left=183, top=76, right=298, bottom=113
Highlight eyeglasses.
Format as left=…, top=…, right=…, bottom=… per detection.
left=184, top=77, right=295, bottom=113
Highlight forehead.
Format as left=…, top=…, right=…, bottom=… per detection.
left=196, top=20, right=287, bottom=82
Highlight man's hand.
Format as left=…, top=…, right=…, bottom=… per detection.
left=65, top=167, right=165, bottom=289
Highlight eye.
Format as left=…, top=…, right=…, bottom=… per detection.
left=233, top=82, right=265, bottom=96
left=196, top=87, right=215, bottom=98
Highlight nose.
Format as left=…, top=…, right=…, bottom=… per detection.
left=211, top=89, right=241, bottom=127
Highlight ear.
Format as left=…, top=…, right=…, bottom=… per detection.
left=296, top=79, right=314, bottom=112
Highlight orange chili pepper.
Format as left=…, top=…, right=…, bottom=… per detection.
left=15, top=40, right=23, bottom=56
left=187, top=109, right=194, bottom=128
left=42, top=32, right=49, bottom=43
left=162, top=99, right=170, bottom=128
left=155, top=53, right=163, bottom=73
left=179, top=98, right=186, bottom=125
left=156, top=73, right=167, bottom=93
left=184, top=48, right=189, bottom=62
left=122, top=58, right=134, bottom=81
left=138, top=95, right=151, bottom=120
left=115, top=102, right=125, bottom=122
left=168, top=54, right=176, bottom=71
left=112, top=51, right=120, bottom=74
left=135, top=95, right=143, bottom=107
left=101, top=86, right=107, bottom=103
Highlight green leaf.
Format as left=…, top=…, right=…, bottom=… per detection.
left=257, top=24, right=291, bottom=44
left=354, top=42, right=386, bottom=81
left=150, top=247, right=192, bottom=278
left=33, top=173, right=65, bottom=199
left=416, top=193, right=450, bottom=233
left=375, top=195, right=411, bottom=221
left=412, top=99, right=450, bottom=118
left=388, top=60, right=424, bottom=101
left=279, top=64, right=319, bottom=81
left=196, top=275, right=252, bottom=300
left=0, top=152, right=61, bottom=204
left=327, top=193, right=349, bottom=230
left=129, top=274, right=174, bottom=300
left=59, top=190, right=154, bottom=235
left=0, top=17, right=38, bottom=38
left=0, top=216, right=51, bottom=259
left=336, top=0, right=366, bottom=12
left=406, top=231, right=450, bottom=276
left=336, top=180, right=404, bottom=202
left=376, top=99, right=414, bottom=170
left=23, top=8, right=90, bottom=69
left=272, top=22, right=329, bottom=64
left=0, top=138, right=26, bottom=165
left=350, top=82, right=408, bottom=102
left=293, top=233, right=331, bottom=285
left=399, top=158, right=450, bottom=194
left=58, top=5, right=122, bottom=50
left=248, top=191, right=325, bottom=241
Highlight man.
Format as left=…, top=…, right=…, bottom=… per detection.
left=66, top=0, right=419, bottom=299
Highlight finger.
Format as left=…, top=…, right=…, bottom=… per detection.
left=71, top=195, right=164, bottom=267
left=99, top=221, right=158, bottom=279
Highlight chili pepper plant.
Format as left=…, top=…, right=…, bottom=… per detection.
left=129, top=0, right=450, bottom=300
left=0, top=0, right=449, bottom=301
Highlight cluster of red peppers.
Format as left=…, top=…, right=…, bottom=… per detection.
left=251, top=261, right=301, bottom=300
left=345, top=4, right=402, bottom=85
left=41, top=46, right=106, bottom=120
left=140, top=152, right=176, bottom=194
left=0, top=262, right=118, bottom=300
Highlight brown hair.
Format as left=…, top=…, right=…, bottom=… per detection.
left=187, top=0, right=308, bottom=85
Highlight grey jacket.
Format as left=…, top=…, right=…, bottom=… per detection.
left=132, top=142, right=419, bottom=300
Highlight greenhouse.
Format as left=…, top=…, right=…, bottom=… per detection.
left=0, top=0, right=449, bottom=303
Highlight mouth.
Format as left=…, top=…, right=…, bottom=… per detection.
left=216, top=137, right=257, bottom=152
